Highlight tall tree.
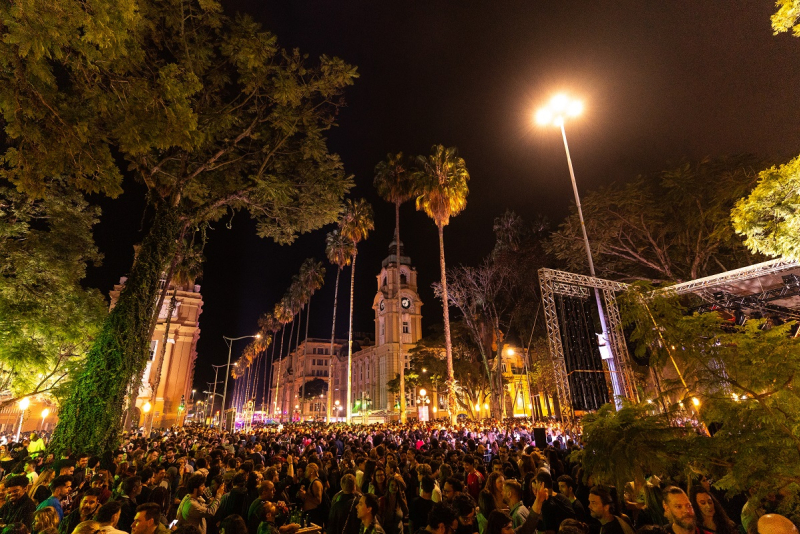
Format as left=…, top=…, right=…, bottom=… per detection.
left=297, top=259, right=325, bottom=412
left=271, top=301, right=293, bottom=419
left=0, top=183, right=106, bottom=406
left=548, top=156, right=763, bottom=283
left=732, top=155, right=800, bottom=260
left=339, top=199, right=375, bottom=423
left=413, top=145, right=470, bottom=422
left=324, top=229, right=354, bottom=421
left=374, top=152, right=415, bottom=423
left=1, top=0, right=357, bottom=455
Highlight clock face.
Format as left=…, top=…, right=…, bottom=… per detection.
left=401, top=297, right=411, bottom=309
left=379, top=300, right=385, bottom=311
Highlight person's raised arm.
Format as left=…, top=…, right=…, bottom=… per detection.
left=515, top=483, right=547, bottom=534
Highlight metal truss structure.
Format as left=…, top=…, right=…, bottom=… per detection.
left=539, top=268, right=637, bottom=421
left=540, top=258, right=800, bottom=420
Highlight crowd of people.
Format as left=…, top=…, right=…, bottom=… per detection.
left=0, top=420, right=794, bottom=534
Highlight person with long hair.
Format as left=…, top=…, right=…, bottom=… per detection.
left=28, top=470, right=54, bottom=505
left=485, top=510, right=514, bottom=534
left=378, top=475, right=407, bottom=534
left=689, top=487, right=737, bottom=534
left=368, top=468, right=388, bottom=496
left=32, top=507, right=58, bottom=534
left=486, top=473, right=505, bottom=511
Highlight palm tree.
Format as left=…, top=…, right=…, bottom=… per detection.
left=324, top=229, right=355, bottom=421
left=297, top=259, right=326, bottom=412
left=339, top=199, right=375, bottom=423
left=413, top=145, right=470, bottom=423
left=259, top=313, right=280, bottom=415
left=271, top=300, right=293, bottom=420
left=374, top=152, right=415, bottom=423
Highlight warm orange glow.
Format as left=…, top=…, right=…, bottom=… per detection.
left=535, top=94, right=583, bottom=127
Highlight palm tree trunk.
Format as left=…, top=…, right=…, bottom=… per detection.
left=347, top=253, right=357, bottom=424
left=396, top=202, right=407, bottom=423
left=273, top=326, right=287, bottom=420
left=300, top=300, right=312, bottom=418
left=437, top=223, right=455, bottom=424
left=326, top=268, right=342, bottom=422
left=264, top=331, right=277, bottom=415
left=291, top=310, right=302, bottom=420
left=284, top=318, right=296, bottom=422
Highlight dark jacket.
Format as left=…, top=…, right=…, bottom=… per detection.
left=0, top=495, right=37, bottom=529
left=327, top=491, right=359, bottom=534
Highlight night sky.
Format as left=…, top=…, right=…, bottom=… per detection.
left=85, top=2, right=800, bottom=398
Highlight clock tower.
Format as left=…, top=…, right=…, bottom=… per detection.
left=372, top=240, right=423, bottom=412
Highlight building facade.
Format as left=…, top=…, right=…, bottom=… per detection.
left=110, top=278, right=203, bottom=429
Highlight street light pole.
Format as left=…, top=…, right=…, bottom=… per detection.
left=536, top=95, right=624, bottom=408
left=221, top=334, right=260, bottom=430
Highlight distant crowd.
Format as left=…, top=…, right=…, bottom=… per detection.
left=0, top=418, right=794, bottom=534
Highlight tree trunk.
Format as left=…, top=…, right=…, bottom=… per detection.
left=396, top=202, right=407, bottom=423
left=50, top=203, right=181, bottom=456
left=347, top=253, right=357, bottom=424
left=437, top=224, right=455, bottom=424
left=300, top=300, right=312, bottom=418
left=272, top=326, right=287, bottom=419
left=283, top=317, right=296, bottom=421
left=264, top=330, right=278, bottom=415
left=291, top=309, right=302, bottom=419
left=326, top=268, right=342, bottom=422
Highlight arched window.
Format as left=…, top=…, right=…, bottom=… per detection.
left=382, top=275, right=387, bottom=287
left=399, top=272, right=407, bottom=285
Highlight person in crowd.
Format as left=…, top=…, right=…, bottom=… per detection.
left=215, top=473, right=250, bottom=522
left=247, top=481, right=276, bottom=534
left=410, top=476, right=437, bottom=534
left=452, top=494, right=478, bottom=534
left=95, top=501, right=126, bottom=534
left=414, top=502, right=458, bottom=534
left=72, top=521, right=102, bottom=534
left=502, top=481, right=528, bottom=530
left=661, top=487, right=698, bottom=534
left=130, top=503, right=170, bottom=534
left=484, top=474, right=504, bottom=512
left=368, top=469, right=388, bottom=497
left=36, top=477, right=72, bottom=521
left=477, top=490, right=497, bottom=534
left=587, top=486, right=634, bottom=534
left=114, top=476, right=142, bottom=533
left=299, top=463, right=325, bottom=528
left=557, top=519, right=589, bottom=534
left=485, top=510, right=514, bottom=534
left=533, top=472, right=576, bottom=534
left=688, top=486, right=736, bottom=534
left=556, top=476, right=586, bottom=522
left=58, top=489, right=101, bottom=534
left=176, top=474, right=224, bottom=534
left=24, top=462, right=38, bottom=487
left=355, top=494, right=384, bottom=534
left=29, top=471, right=54, bottom=506
left=443, top=480, right=464, bottom=505
left=463, top=457, right=484, bottom=502
left=379, top=475, right=407, bottom=534
left=756, top=514, right=798, bottom=534
left=219, top=515, right=248, bottom=534
left=0, top=475, right=37, bottom=528
left=31, top=508, right=58, bottom=534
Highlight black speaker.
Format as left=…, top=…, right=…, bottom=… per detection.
left=533, top=427, right=547, bottom=449
left=224, top=409, right=236, bottom=431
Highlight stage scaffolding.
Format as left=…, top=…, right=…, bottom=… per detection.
left=539, top=268, right=637, bottom=421
left=539, top=258, right=800, bottom=420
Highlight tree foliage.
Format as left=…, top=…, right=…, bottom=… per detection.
left=0, top=184, right=106, bottom=405
left=580, top=287, right=800, bottom=517
left=0, top=0, right=357, bottom=454
left=772, top=0, right=800, bottom=36
left=732, top=154, right=800, bottom=261
left=548, top=157, right=764, bottom=283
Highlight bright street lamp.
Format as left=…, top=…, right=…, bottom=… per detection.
left=40, top=408, right=50, bottom=430
left=534, top=93, right=624, bottom=408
